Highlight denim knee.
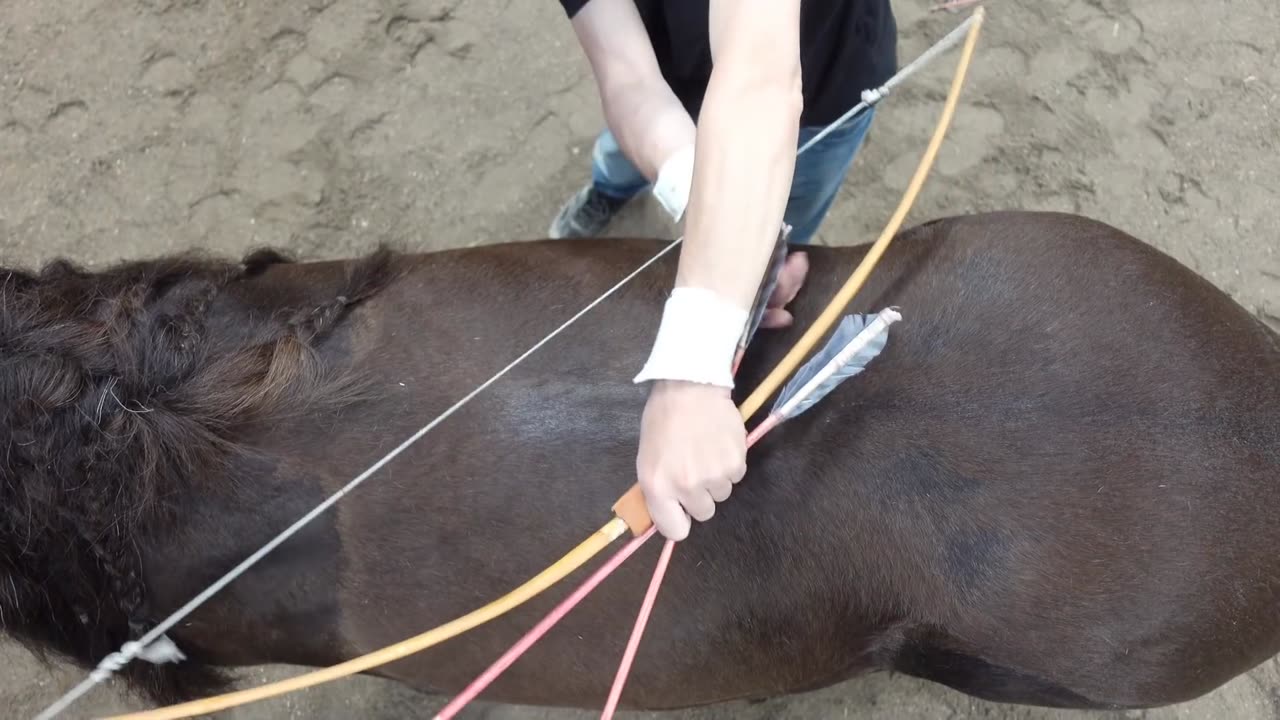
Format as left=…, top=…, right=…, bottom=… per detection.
left=589, top=129, right=650, bottom=201
left=784, top=108, right=876, bottom=244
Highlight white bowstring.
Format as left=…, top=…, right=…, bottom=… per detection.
left=32, top=14, right=978, bottom=719
left=32, top=243, right=682, bottom=720
left=798, top=13, right=977, bottom=154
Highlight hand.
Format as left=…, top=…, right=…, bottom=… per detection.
left=636, top=380, right=747, bottom=541
left=759, top=251, right=809, bottom=329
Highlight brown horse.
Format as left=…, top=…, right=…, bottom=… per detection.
left=2, top=210, right=1278, bottom=715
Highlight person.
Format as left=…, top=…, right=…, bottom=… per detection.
left=550, top=0, right=897, bottom=541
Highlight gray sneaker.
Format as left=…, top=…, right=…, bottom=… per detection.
left=548, top=184, right=631, bottom=239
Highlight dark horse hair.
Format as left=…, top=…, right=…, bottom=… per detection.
left=0, top=246, right=398, bottom=703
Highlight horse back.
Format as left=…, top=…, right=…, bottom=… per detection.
left=727, top=211, right=1280, bottom=708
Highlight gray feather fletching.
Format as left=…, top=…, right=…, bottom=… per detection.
left=771, top=313, right=891, bottom=419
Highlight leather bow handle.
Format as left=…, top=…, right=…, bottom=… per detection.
left=612, top=484, right=653, bottom=536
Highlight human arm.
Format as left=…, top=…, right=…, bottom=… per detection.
left=633, top=0, right=805, bottom=540
left=675, top=0, right=804, bottom=307
left=568, top=0, right=696, bottom=184
left=567, top=0, right=805, bottom=540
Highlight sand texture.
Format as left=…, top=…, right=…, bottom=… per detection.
left=1, top=0, right=1277, bottom=717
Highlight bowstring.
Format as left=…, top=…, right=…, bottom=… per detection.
left=32, top=13, right=980, bottom=719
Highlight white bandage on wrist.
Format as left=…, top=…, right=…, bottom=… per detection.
left=650, top=144, right=695, bottom=223
left=634, top=287, right=749, bottom=389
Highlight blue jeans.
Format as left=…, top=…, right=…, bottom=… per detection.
left=589, top=107, right=876, bottom=245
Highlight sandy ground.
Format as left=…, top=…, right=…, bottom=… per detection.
left=2, top=0, right=1278, bottom=718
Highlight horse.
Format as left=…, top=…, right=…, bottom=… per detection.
left=2, top=210, right=1277, bottom=716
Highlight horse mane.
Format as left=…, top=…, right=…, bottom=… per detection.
left=0, top=245, right=398, bottom=704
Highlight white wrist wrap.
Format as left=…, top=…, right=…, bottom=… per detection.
left=651, top=144, right=695, bottom=223
left=634, top=287, right=748, bottom=389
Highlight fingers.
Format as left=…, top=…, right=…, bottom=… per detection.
left=768, top=251, right=809, bottom=309
left=634, top=384, right=749, bottom=542
left=648, top=494, right=691, bottom=542
left=758, top=308, right=794, bottom=329
left=678, top=460, right=740, bottom=523
left=759, top=251, right=809, bottom=330
left=707, top=476, right=733, bottom=502
left=681, top=487, right=716, bottom=522
left=643, top=471, right=735, bottom=541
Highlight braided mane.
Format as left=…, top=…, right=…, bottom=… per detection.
left=0, top=246, right=397, bottom=703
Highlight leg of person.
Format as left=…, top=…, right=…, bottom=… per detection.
left=783, top=106, right=877, bottom=245
left=548, top=128, right=652, bottom=238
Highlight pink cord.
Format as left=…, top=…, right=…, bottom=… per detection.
left=436, top=346, right=784, bottom=720
left=745, top=414, right=778, bottom=446
left=598, top=414, right=778, bottom=716
left=433, top=526, right=658, bottom=720
left=599, top=537, right=675, bottom=719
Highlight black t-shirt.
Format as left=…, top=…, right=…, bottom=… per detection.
left=557, top=0, right=897, bottom=127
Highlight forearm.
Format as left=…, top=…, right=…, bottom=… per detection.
left=631, top=0, right=803, bottom=389
left=677, top=69, right=802, bottom=310
left=674, top=0, right=804, bottom=311
left=598, top=79, right=695, bottom=182
left=570, top=0, right=695, bottom=182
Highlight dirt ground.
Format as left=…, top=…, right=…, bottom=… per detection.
left=2, top=0, right=1278, bottom=718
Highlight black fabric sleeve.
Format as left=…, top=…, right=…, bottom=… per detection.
left=558, top=0, right=591, bottom=19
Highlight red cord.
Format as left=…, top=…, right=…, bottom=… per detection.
left=438, top=344, right=776, bottom=719
left=433, top=526, right=657, bottom=720
left=597, top=416, right=774, bottom=716
left=599, top=537, right=675, bottom=718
